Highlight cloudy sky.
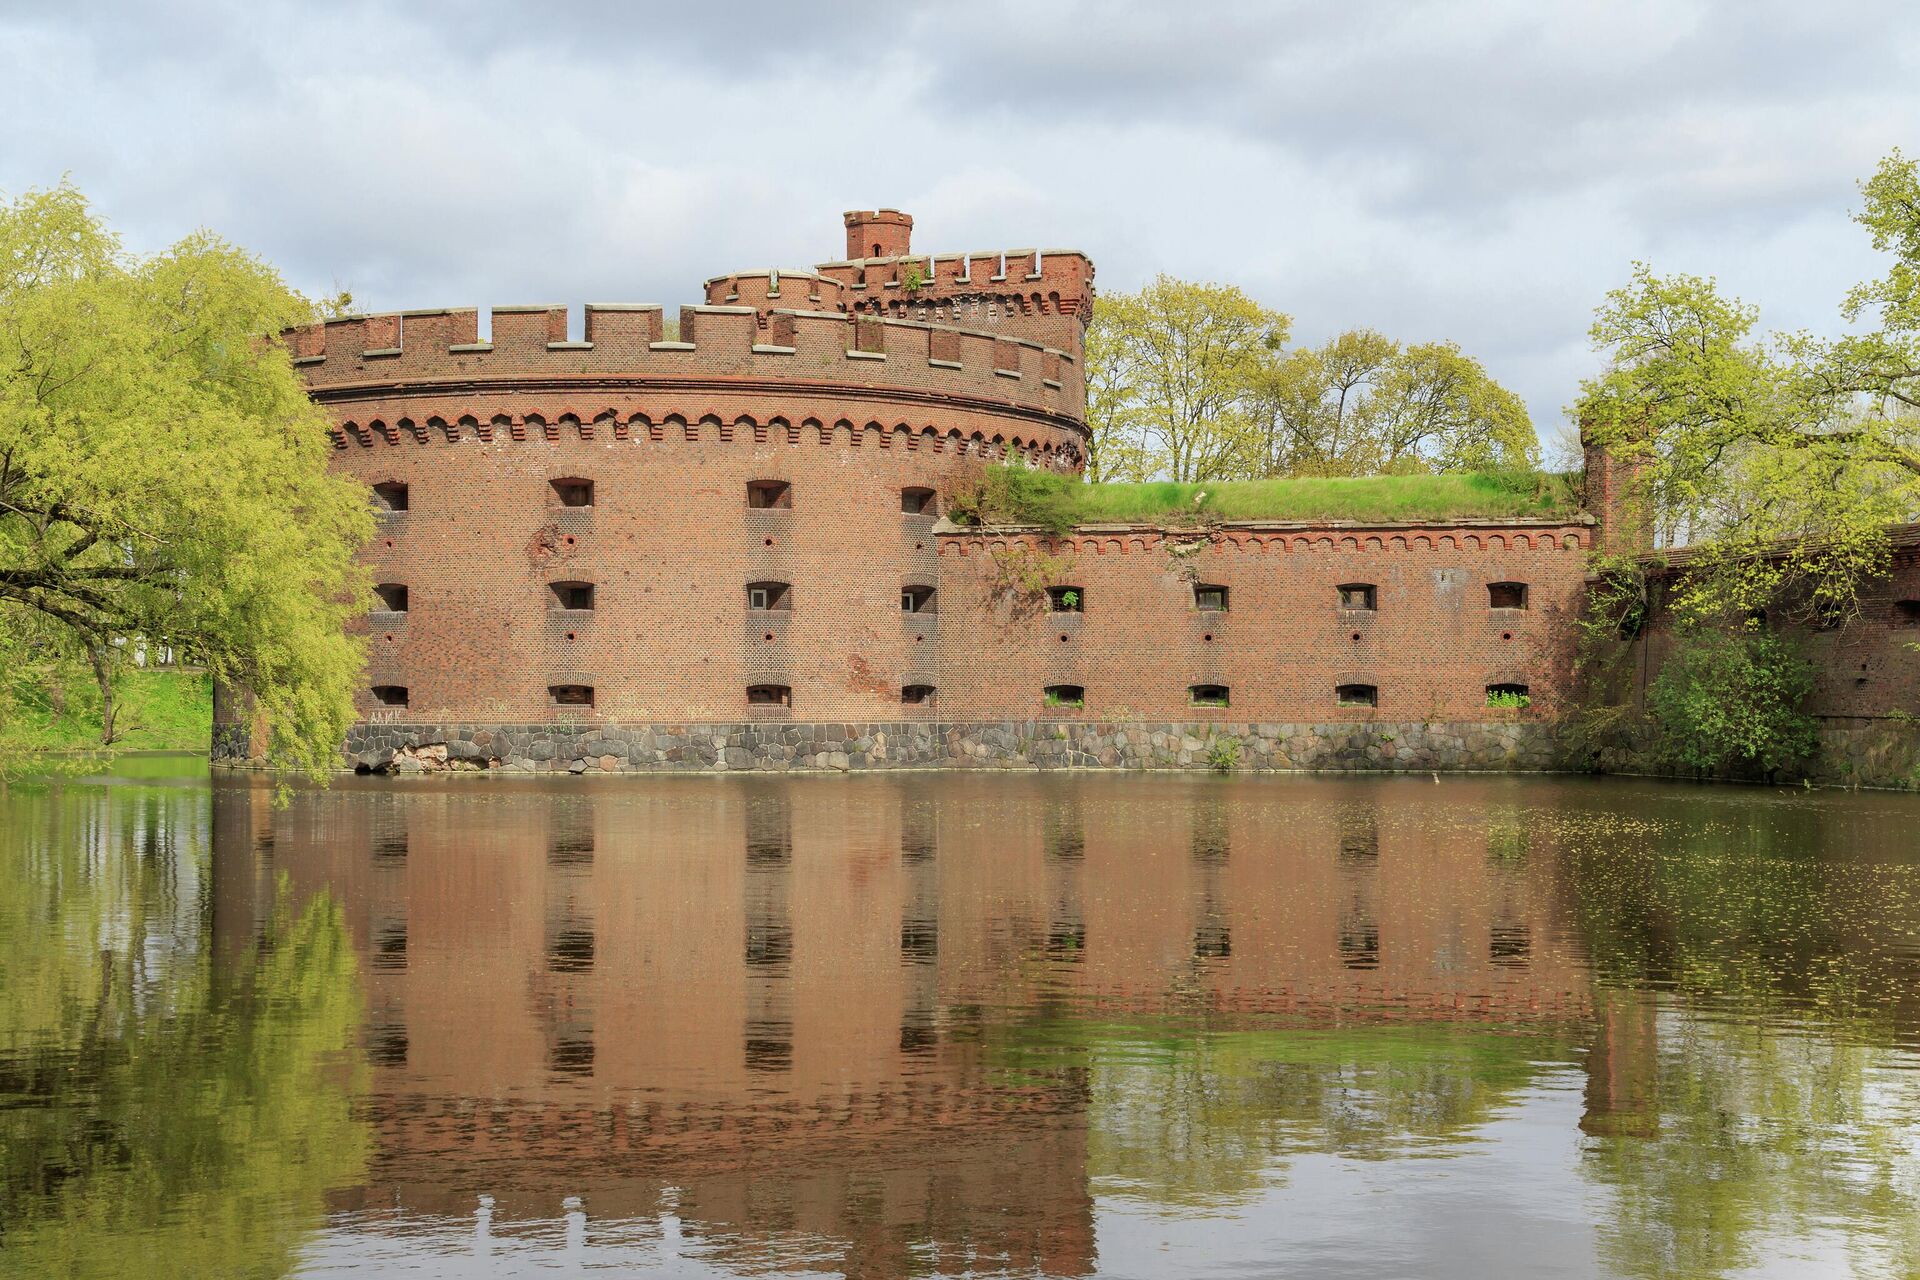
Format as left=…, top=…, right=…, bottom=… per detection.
left=4, top=0, right=1915, bottom=447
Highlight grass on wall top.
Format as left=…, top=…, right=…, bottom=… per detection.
left=951, top=466, right=1583, bottom=531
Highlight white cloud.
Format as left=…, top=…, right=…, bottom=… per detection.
left=2, top=0, right=1915, bottom=440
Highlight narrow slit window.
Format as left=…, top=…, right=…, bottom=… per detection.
left=551, top=478, right=594, bottom=507
left=372, top=481, right=408, bottom=512
left=746, top=480, right=791, bottom=509
left=747, top=684, right=792, bottom=707
left=1338, top=583, right=1377, bottom=611
left=901, top=585, right=936, bottom=613
left=373, top=583, right=408, bottom=612
left=1488, top=582, right=1529, bottom=610
left=901, top=684, right=935, bottom=704
left=901, top=486, right=935, bottom=514
left=1194, top=584, right=1229, bottom=611
left=747, top=581, right=792, bottom=611
left=371, top=685, right=409, bottom=708
left=1335, top=683, right=1378, bottom=708
left=1486, top=683, right=1531, bottom=707
left=549, top=684, right=594, bottom=707
left=1047, top=586, right=1084, bottom=613
left=1043, top=684, right=1085, bottom=707
left=551, top=582, right=595, bottom=611
left=1189, top=684, right=1230, bottom=707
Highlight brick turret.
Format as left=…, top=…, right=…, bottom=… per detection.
left=844, top=209, right=913, bottom=260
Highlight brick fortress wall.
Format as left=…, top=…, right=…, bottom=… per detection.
left=215, top=212, right=1597, bottom=773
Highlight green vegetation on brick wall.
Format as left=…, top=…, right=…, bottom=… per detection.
left=949, top=462, right=1580, bottom=532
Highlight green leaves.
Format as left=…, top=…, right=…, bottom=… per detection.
left=1579, top=169, right=1920, bottom=628
left=1084, top=277, right=1537, bottom=483
left=0, top=181, right=371, bottom=774
left=1646, top=625, right=1819, bottom=777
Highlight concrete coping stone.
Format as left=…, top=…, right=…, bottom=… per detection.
left=586, top=302, right=663, bottom=312
left=993, top=368, right=1022, bottom=379
left=491, top=304, right=566, bottom=314
left=1043, top=378, right=1063, bottom=389
left=846, top=349, right=886, bottom=361
left=362, top=347, right=402, bottom=358
left=687, top=304, right=758, bottom=316
left=929, top=358, right=963, bottom=370
left=648, top=341, right=696, bottom=352
left=702, top=269, right=828, bottom=285
left=292, top=354, right=325, bottom=365
left=751, top=344, right=797, bottom=355
left=448, top=342, right=494, bottom=353
left=545, top=341, right=594, bottom=351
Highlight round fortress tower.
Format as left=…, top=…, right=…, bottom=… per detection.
left=240, top=212, right=1099, bottom=757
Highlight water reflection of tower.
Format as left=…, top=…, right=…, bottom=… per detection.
left=1337, top=807, right=1381, bottom=972
left=898, top=797, right=939, bottom=1056
left=545, top=800, right=596, bottom=1077
left=368, top=802, right=411, bottom=1069
left=1043, top=800, right=1087, bottom=964
left=1191, top=797, right=1231, bottom=963
left=743, top=791, right=794, bottom=1073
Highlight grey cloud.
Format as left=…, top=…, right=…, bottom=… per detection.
left=1, top=0, right=1915, bottom=440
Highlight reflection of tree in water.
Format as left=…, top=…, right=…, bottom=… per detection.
left=0, top=784, right=369, bottom=1280
left=1542, top=800, right=1920, bottom=1280
left=993, top=1021, right=1574, bottom=1211
left=1583, top=1007, right=1920, bottom=1280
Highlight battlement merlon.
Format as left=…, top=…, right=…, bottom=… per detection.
left=278, top=304, right=1086, bottom=427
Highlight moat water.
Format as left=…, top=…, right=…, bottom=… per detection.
left=4, top=762, right=1920, bottom=1279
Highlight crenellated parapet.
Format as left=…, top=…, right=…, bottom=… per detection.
left=816, top=247, right=1094, bottom=362
left=283, top=302, right=1085, bottom=428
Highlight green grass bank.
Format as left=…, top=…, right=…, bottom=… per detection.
left=1, top=669, right=212, bottom=754
left=950, top=467, right=1583, bottom=531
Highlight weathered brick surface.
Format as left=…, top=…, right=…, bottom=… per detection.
left=219, top=211, right=1613, bottom=770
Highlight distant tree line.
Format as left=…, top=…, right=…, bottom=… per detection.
left=1083, top=276, right=1539, bottom=484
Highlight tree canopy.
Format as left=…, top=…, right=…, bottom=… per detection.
left=1084, top=276, right=1537, bottom=484
left=0, top=182, right=369, bottom=773
left=1577, top=150, right=1920, bottom=625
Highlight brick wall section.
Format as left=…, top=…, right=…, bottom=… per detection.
left=937, top=524, right=1591, bottom=722
left=226, top=210, right=1629, bottom=767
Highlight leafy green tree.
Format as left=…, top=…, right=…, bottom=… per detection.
left=0, top=182, right=371, bottom=773
left=1084, top=276, right=1290, bottom=483
left=1254, top=331, right=1536, bottom=476
left=1578, top=150, right=1920, bottom=626
left=1644, top=624, right=1819, bottom=778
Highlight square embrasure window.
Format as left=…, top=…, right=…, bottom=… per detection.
left=747, top=581, right=791, bottom=611
left=1189, top=684, right=1230, bottom=707
left=1194, top=585, right=1229, bottom=611
left=747, top=480, right=792, bottom=509
left=901, top=585, right=935, bottom=613
left=1047, top=586, right=1084, bottom=612
left=372, top=481, right=408, bottom=512
left=1338, top=583, right=1377, bottom=611
left=901, top=487, right=935, bottom=515
left=551, top=582, right=595, bottom=611
left=371, top=684, right=409, bottom=707
left=901, top=684, right=935, bottom=704
left=1044, top=684, right=1085, bottom=707
left=747, top=684, right=792, bottom=707
left=1488, top=581, right=1529, bottom=610
left=549, top=684, right=594, bottom=707
left=1335, top=683, right=1378, bottom=708
left=551, top=478, right=593, bottom=507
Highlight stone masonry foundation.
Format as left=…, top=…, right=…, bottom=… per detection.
left=210, top=718, right=1563, bottom=775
